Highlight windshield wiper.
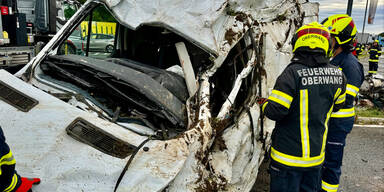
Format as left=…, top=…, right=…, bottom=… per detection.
left=44, top=61, right=95, bottom=88
left=93, top=73, right=162, bottom=114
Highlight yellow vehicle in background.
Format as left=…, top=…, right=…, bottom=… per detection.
left=63, top=21, right=116, bottom=56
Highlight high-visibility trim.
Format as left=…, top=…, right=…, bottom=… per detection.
left=262, top=102, right=268, bottom=113
left=334, top=88, right=344, bottom=104
left=369, top=59, right=379, bottom=62
left=335, top=92, right=345, bottom=104
left=300, top=89, right=310, bottom=158
left=321, top=180, right=339, bottom=192
left=331, top=107, right=355, bottom=118
left=370, top=49, right=377, bottom=51
left=336, top=36, right=352, bottom=45
left=333, top=88, right=341, bottom=100
left=268, top=90, right=293, bottom=109
left=270, top=147, right=325, bottom=167
left=0, top=150, right=16, bottom=175
left=338, top=67, right=342, bottom=71
left=368, top=71, right=377, bottom=74
left=322, top=89, right=339, bottom=153
left=3, top=173, right=18, bottom=192
left=322, top=104, right=334, bottom=153
left=346, top=84, right=359, bottom=97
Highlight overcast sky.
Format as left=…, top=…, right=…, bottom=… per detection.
left=313, top=0, right=384, bottom=35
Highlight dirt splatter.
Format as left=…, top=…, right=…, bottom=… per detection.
left=194, top=174, right=228, bottom=192
left=273, top=13, right=287, bottom=23
left=211, top=117, right=231, bottom=133
left=259, top=67, right=267, bottom=78
left=213, top=135, right=228, bottom=151
left=276, top=42, right=282, bottom=49
left=225, top=28, right=238, bottom=45
left=235, top=12, right=248, bottom=23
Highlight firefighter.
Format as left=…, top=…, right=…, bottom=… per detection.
left=320, top=14, right=364, bottom=192
left=355, top=43, right=362, bottom=59
left=368, top=40, right=381, bottom=75
left=351, top=40, right=358, bottom=58
left=261, top=22, right=346, bottom=192
left=0, top=126, right=41, bottom=192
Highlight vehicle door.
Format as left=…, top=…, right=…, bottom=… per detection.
left=89, top=34, right=99, bottom=51
left=96, top=34, right=108, bottom=51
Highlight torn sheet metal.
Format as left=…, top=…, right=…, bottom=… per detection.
left=102, top=0, right=314, bottom=57
left=0, top=0, right=319, bottom=191
left=0, top=70, right=146, bottom=191
left=360, top=74, right=384, bottom=108
left=42, top=55, right=187, bottom=127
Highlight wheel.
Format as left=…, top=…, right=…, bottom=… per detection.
left=106, top=45, right=114, bottom=53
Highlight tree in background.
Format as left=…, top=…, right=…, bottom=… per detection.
left=64, top=3, right=77, bottom=19
left=76, top=0, right=116, bottom=22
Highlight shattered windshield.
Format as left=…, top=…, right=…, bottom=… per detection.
left=40, top=3, right=211, bottom=138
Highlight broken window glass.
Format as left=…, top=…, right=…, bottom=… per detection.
left=58, top=5, right=117, bottom=58
left=42, top=4, right=212, bottom=139
left=210, top=36, right=256, bottom=119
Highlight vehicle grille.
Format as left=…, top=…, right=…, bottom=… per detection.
left=0, top=47, right=34, bottom=67
left=0, top=80, right=38, bottom=112
left=67, top=118, right=136, bottom=159
left=8, top=53, right=31, bottom=65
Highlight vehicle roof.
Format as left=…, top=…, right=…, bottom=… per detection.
left=97, top=0, right=288, bottom=56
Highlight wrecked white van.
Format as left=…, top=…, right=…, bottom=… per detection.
left=0, top=0, right=318, bottom=191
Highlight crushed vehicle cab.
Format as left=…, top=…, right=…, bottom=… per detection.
left=0, top=0, right=318, bottom=191
left=360, top=74, right=384, bottom=107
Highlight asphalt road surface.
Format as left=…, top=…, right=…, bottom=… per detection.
left=252, top=125, right=384, bottom=192
left=338, top=125, right=384, bottom=192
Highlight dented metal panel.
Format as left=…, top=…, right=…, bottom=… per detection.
left=42, top=54, right=187, bottom=127
left=0, top=70, right=147, bottom=191
left=0, top=0, right=320, bottom=191
left=101, top=0, right=314, bottom=57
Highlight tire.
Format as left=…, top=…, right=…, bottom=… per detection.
left=106, top=45, right=114, bottom=53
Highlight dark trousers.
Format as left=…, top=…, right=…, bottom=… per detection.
left=269, top=162, right=321, bottom=192
left=321, top=117, right=354, bottom=191
left=369, top=61, right=378, bottom=73
left=0, top=126, right=17, bottom=191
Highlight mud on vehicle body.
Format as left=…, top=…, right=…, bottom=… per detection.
left=0, top=0, right=319, bottom=191
left=360, top=74, right=384, bottom=108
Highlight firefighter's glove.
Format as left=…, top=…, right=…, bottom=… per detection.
left=256, top=97, right=268, bottom=105
left=16, top=177, right=41, bottom=192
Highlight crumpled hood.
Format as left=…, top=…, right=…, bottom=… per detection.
left=0, top=70, right=188, bottom=191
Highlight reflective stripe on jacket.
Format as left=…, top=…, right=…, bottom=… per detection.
left=355, top=44, right=363, bottom=55
left=263, top=53, right=347, bottom=168
left=330, top=52, right=364, bottom=118
left=0, top=127, right=20, bottom=192
left=369, top=46, right=381, bottom=62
